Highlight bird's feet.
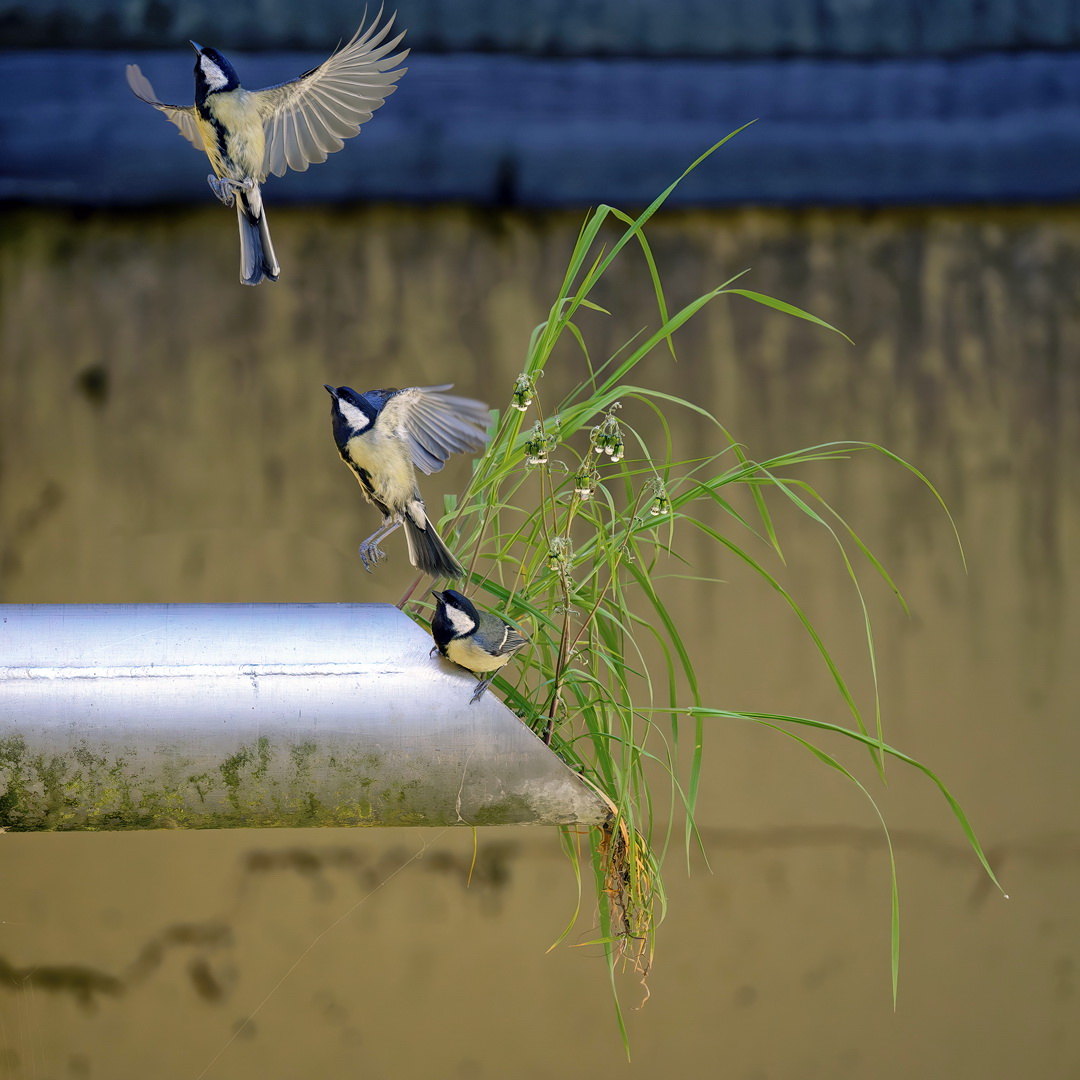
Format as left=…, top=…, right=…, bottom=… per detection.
left=469, top=675, right=495, bottom=704
left=358, top=538, right=388, bottom=573
left=206, top=175, right=254, bottom=207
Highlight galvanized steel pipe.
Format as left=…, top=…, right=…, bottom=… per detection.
left=0, top=604, right=608, bottom=830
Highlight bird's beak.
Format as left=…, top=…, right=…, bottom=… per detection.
left=430, top=591, right=446, bottom=602
left=323, top=384, right=338, bottom=398
left=190, top=40, right=203, bottom=54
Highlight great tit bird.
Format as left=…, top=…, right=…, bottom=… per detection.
left=431, top=590, right=530, bottom=702
left=325, top=383, right=491, bottom=579
left=126, top=14, right=407, bottom=285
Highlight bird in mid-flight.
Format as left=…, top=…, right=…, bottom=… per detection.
left=324, top=383, right=491, bottom=579
left=126, top=14, right=408, bottom=285
left=431, top=590, right=530, bottom=702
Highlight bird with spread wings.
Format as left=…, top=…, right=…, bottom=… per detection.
left=126, top=13, right=408, bottom=284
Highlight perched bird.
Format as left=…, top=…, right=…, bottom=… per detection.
left=431, top=590, right=530, bottom=702
left=325, top=383, right=491, bottom=579
left=126, top=14, right=407, bottom=285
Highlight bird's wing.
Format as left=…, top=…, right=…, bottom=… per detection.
left=376, top=385, right=492, bottom=475
left=250, top=12, right=408, bottom=178
left=126, top=65, right=204, bottom=151
left=500, top=624, right=529, bottom=652
left=477, top=616, right=528, bottom=656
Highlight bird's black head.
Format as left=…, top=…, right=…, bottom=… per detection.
left=324, top=384, right=398, bottom=448
left=431, top=589, right=480, bottom=645
left=191, top=42, right=240, bottom=102
left=324, top=383, right=377, bottom=449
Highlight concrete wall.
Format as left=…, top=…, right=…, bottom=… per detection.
left=1, top=200, right=1078, bottom=1077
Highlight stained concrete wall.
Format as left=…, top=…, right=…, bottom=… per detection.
left=0, top=201, right=1078, bottom=1076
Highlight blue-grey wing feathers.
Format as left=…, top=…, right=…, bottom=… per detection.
left=377, top=385, right=492, bottom=475
left=483, top=616, right=528, bottom=656
left=253, top=12, right=408, bottom=178
left=125, top=65, right=203, bottom=150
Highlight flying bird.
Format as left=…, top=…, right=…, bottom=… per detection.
left=126, top=14, right=408, bottom=285
left=431, top=589, right=530, bottom=702
left=324, top=383, right=491, bottom=579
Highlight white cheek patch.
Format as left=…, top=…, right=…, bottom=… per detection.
left=337, top=399, right=371, bottom=432
left=200, top=55, right=229, bottom=91
left=445, top=604, right=477, bottom=637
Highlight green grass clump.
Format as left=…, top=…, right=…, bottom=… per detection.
left=403, top=132, right=1005, bottom=1044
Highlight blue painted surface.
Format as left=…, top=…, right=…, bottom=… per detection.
left=4, top=0, right=1080, bottom=55
left=3, top=48, right=1079, bottom=206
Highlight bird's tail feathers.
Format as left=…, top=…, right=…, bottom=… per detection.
left=236, top=186, right=280, bottom=287
left=404, top=516, right=465, bottom=579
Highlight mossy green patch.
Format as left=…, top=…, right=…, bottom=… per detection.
left=0, top=734, right=577, bottom=830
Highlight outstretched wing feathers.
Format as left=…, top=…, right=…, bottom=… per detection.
left=254, top=13, right=408, bottom=178
left=127, top=13, right=406, bottom=178
left=125, top=64, right=204, bottom=151
left=377, top=386, right=492, bottom=476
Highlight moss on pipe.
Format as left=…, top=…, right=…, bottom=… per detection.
left=0, top=734, right=587, bottom=831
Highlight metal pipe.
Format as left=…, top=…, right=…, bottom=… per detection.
left=0, top=604, right=608, bottom=831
